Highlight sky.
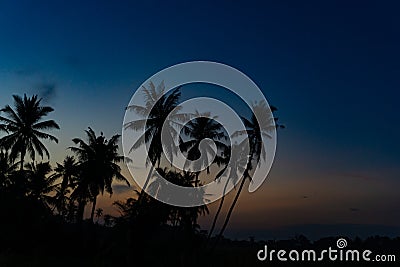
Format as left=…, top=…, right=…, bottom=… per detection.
left=0, top=0, right=399, bottom=239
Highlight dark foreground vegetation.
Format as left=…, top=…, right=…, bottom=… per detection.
left=1, top=215, right=399, bottom=267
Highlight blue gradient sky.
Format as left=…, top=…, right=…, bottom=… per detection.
left=0, top=0, right=399, bottom=238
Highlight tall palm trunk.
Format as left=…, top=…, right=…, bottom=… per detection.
left=137, top=164, right=154, bottom=205
left=207, top=177, right=229, bottom=243
left=213, top=175, right=247, bottom=249
left=214, top=152, right=254, bottom=248
left=90, top=195, right=98, bottom=223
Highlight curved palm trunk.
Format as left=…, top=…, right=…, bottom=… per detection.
left=90, top=195, right=98, bottom=223
left=138, top=164, right=154, bottom=204
left=213, top=175, right=247, bottom=249
left=53, top=177, right=69, bottom=216
left=206, top=178, right=229, bottom=243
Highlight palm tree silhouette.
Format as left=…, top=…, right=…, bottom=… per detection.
left=124, top=82, right=187, bottom=202
left=207, top=142, right=248, bottom=243
left=172, top=170, right=209, bottom=231
left=25, top=161, right=57, bottom=209
left=70, top=127, right=130, bottom=223
left=52, top=156, right=78, bottom=193
left=50, top=156, right=79, bottom=215
left=70, top=176, right=90, bottom=223
left=139, top=168, right=209, bottom=234
left=0, top=94, right=59, bottom=171
left=0, top=150, right=18, bottom=188
left=179, top=111, right=228, bottom=186
left=214, top=102, right=283, bottom=246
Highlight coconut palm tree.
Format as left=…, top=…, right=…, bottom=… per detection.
left=149, top=169, right=209, bottom=232
left=113, top=196, right=139, bottom=224
left=206, top=143, right=248, bottom=243
left=52, top=156, right=78, bottom=193
left=179, top=111, right=228, bottom=186
left=50, top=156, right=79, bottom=215
left=70, top=177, right=90, bottom=224
left=177, top=172, right=209, bottom=234
left=0, top=150, right=18, bottom=188
left=214, top=102, right=283, bottom=247
left=124, top=82, right=187, bottom=201
left=70, top=127, right=130, bottom=223
left=0, top=94, right=59, bottom=171
left=25, top=161, right=57, bottom=209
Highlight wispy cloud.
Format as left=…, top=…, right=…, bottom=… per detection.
left=35, top=82, right=57, bottom=103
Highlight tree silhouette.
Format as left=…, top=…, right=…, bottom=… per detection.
left=50, top=156, right=79, bottom=216
left=0, top=91, right=293, bottom=265
left=0, top=150, right=18, bottom=188
left=0, top=94, right=59, bottom=171
left=179, top=111, right=228, bottom=186
left=214, top=102, right=283, bottom=247
left=70, top=127, right=130, bottom=223
left=207, top=142, right=248, bottom=243
left=25, top=161, right=57, bottom=209
left=149, top=169, right=209, bottom=232
left=124, top=82, right=188, bottom=202
left=174, top=172, right=209, bottom=235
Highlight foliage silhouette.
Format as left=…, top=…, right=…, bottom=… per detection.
left=179, top=111, right=228, bottom=186
left=0, top=92, right=297, bottom=267
left=50, top=155, right=79, bottom=216
left=124, top=81, right=189, bottom=205
left=0, top=150, right=18, bottom=188
left=207, top=142, right=248, bottom=244
left=69, top=128, right=130, bottom=223
left=0, top=94, right=59, bottom=170
left=214, top=102, right=283, bottom=248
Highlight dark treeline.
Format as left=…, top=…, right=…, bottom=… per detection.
left=1, top=88, right=396, bottom=266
